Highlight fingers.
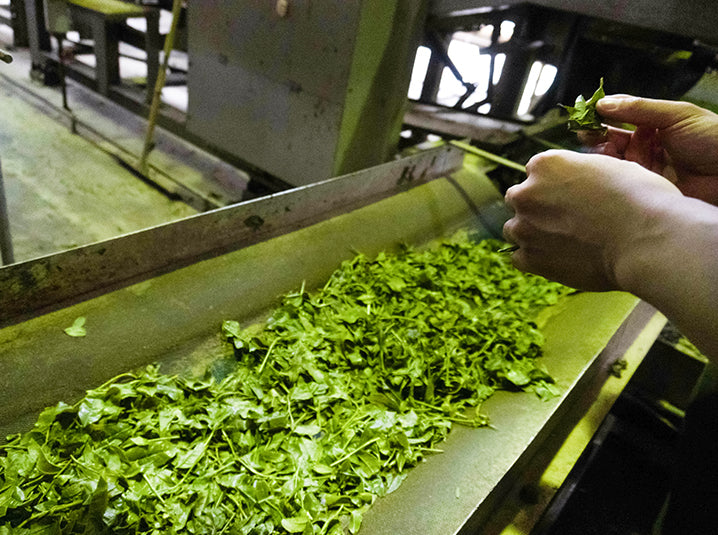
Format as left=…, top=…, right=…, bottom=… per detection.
left=577, top=129, right=607, bottom=147
left=583, top=124, right=665, bottom=173
left=509, top=246, right=555, bottom=281
left=503, top=181, right=526, bottom=213
left=675, top=174, right=718, bottom=205
left=579, top=126, right=633, bottom=158
left=623, top=126, right=662, bottom=170
left=503, top=185, right=533, bottom=248
left=501, top=209, right=520, bottom=247
left=525, top=149, right=566, bottom=175
left=588, top=142, right=623, bottom=159
left=597, top=95, right=705, bottom=129
left=503, top=183, right=552, bottom=250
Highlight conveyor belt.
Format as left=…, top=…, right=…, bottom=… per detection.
left=0, top=146, right=662, bottom=533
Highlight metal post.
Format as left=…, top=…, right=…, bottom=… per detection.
left=55, top=34, right=69, bottom=111
left=0, top=49, right=14, bottom=265
left=0, top=157, right=15, bottom=265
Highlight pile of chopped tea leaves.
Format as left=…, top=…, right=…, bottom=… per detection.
left=0, top=233, right=570, bottom=535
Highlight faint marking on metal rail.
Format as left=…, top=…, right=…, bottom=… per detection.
left=0, top=146, right=464, bottom=326
left=449, top=140, right=527, bottom=174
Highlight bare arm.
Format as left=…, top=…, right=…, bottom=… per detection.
left=615, top=193, right=718, bottom=360
left=503, top=150, right=718, bottom=361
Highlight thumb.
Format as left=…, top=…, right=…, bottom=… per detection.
left=597, top=95, right=701, bottom=130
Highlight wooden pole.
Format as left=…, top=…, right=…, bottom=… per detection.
left=449, top=140, right=527, bottom=174
left=137, top=0, right=182, bottom=175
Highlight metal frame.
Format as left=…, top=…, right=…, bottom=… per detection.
left=63, top=1, right=160, bottom=102
left=413, top=1, right=718, bottom=125
left=0, top=145, right=464, bottom=326
left=25, top=0, right=161, bottom=100
left=430, top=0, right=718, bottom=46
left=0, top=0, right=28, bottom=46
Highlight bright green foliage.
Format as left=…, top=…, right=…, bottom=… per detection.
left=0, top=233, right=569, bottom=534
left=562, top=78, right=606, bottom=132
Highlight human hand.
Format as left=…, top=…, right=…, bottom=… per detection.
left=581, top=95, right=718, bottom=204
left=503, top=150, right=682, bottom=291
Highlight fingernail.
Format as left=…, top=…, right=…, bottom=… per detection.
left=598, top=96, right=621, bottom=112
left=598, top=95, right=635, bottom=112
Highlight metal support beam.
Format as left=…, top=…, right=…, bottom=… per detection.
left=24, top=0, right=52, bottom=69
left=0, top=158, right=15, bottom=266
left=12, top=0, right=29, bottom=46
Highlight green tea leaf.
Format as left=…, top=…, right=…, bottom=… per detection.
left=349, top=509, right=363, bottom=534
left=561, top=78, right=606, bottom=132
left=63, top=316, right=87, bottom=337
left=1, top=233, right=570, bottom=535
left=281, top=514, right=310, bottom=533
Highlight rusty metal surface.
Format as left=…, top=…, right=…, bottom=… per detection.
left=0, top=145, right=463, bottom=327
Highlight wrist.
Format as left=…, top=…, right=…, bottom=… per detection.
left=608, top=190, right=684, bottom=295
left=610, top=194, right=715, bottom=298
left=611, top=195, right=718, bottom=359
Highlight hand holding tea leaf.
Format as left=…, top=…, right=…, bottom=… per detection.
left=562, top=78, right=606, bottom=132
left=587, top=94, right=718, bottom=204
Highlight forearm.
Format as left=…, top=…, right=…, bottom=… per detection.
left=614, top=195, right=718, bottom=360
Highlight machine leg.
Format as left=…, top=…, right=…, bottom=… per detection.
left=55, top=33, right=68, bottom=110
left=144, top=9, right=160, bottom=105
left=91, top=16, right=121, bottom=95
left=0, top=158, right=15, bottom=265
left=11, top=0, right=29, bottom=47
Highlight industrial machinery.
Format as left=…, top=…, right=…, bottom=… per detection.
left=22, top=0, right=427, bottom=192
left=18, top=0, right=718, bottom=195
left=0, top=146, right=677, bottom=533
left=419, top=0, right=718, bottom=119
left=1, top=1, right=716, bottom=532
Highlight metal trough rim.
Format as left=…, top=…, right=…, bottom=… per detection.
left=0, top=145, right=464, bottom=327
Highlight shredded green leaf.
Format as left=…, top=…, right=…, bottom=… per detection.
left=561, top=78, right=606, bottom=132
left=1, top=233, right=570, bottom=534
